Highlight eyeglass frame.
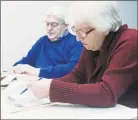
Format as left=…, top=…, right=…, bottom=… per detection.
left=71, top=26, right=95, bottom=37
left=45, top=20, right=66, bottom=28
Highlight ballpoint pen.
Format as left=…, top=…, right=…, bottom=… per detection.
left=20, top=77, right=43, bottom=95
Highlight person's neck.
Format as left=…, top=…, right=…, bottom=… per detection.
left=51, top=29, right=68, bottom=41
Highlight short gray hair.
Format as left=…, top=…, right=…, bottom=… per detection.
left=66, top=1, right=122, bottom=33
left=46, top=5, right=68, bottom=24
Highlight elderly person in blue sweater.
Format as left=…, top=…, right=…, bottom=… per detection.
left=12, top=5, right=83, bottom=79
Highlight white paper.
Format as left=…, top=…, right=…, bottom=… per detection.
left=2, top=79, right=51, bottom=113
left=1, top=75, right=16, bottom=85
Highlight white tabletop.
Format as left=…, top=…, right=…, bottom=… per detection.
left=1, top=74, right=137, bottom=119
left=1, top=88, right=137, bottom=119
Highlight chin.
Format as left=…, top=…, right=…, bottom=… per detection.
left=92, top=49, right=97, bottom=51
left=48, top=36, right=56, bottom=40
left=84, top=45, right=90, bottom=50
left=92, top=48, right=100, bottom=51
left=86, top=46, right=96, bottom=51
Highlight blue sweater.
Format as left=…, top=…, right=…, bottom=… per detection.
left=13, top=33, right=83, bottom=78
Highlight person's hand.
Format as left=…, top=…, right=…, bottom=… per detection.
left=27, top=79, right=52, bottom=99
left=13, top=64, right=40, bottom=76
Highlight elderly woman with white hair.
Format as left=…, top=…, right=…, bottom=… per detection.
left=27, top=1, right=137, bottom=108
left=12, top=5, right=83, bottom=78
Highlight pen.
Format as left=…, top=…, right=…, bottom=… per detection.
left=20, top=77, right=43, bottom=95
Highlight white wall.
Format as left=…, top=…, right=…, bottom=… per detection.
left=1, top=1, right=73, bottom=70
left=1, top=1, right=137, bottom=70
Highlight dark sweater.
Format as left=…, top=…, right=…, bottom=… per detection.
left=13, top=33, right=83, bottom=78
left=50, top=24, right=138, bottom=108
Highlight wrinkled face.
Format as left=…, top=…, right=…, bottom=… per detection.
left=71, top=22, right=107, bottom=51
left=45, top=15, right=67, bottom=41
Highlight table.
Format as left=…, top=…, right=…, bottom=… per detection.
left=1, top=88, right=137, bottom=119
left=1, top=74, right=137, bottom=119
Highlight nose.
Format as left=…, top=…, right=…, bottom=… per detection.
left=47, top=25, right=53, bottom=31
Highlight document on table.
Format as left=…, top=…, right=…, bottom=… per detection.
left=2, top=79, right=51, bottom=113
left=1, top=75, right=16, bottom=86
left=1, top=73, right=39, bottom=85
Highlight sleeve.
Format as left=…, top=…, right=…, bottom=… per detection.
left=39, top=41, right=83, bottom=78
left=52, top=49, right=86, bottom=83
left=49, top=31, right=137, bottom=107
left=13, top=37, right=43, bottom=67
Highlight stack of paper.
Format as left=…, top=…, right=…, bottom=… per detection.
left=2, top=79, right=51, bottom=113
left=1, top=75, right=16, bottom=86
left=1, top=73, right=39, bottom=86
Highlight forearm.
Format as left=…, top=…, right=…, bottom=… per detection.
left=39, top=62, right=77, bottom=78
left=13, top=58, right=27, bottom=66
left=13, top=57, right=35, bottom=67
left=49, top=65, right=137, bottom=107
left=13, top=38, right=43, bottom=67
left=50, top=80, right=116, bottom=107
left=53, top=71, right=80, bottom=83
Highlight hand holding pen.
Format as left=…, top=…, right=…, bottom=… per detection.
left=26, top=78, right=52, bottom=99
left=20, top=77, right=43, bottom=95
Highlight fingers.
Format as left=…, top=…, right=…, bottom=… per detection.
left=12, top=64, right=26, bottom=74
left=26, top=80, right=49, bottom=99
left=26, top=79, right=38, bottom=88
left=26, top=81, right=40, bottom=99
left=26, top=81, right=33, bottom=88
left=12, top=64, right=39, bottom=76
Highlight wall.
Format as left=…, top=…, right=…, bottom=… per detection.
left=1, top=1, right=137, bottom=70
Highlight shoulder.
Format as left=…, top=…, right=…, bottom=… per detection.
left=64, top=33, right=77, bottom=41
left=115, top=28, right=137, bottom=52
left=118, top=28, right=137, bottom=43
left=64, top=33, right=82, bottom=46
left=38, top=35, right=49, bottom=43
left=30, top=35, right=49, bottom=49
left=34, top=35, right=49, bottom=45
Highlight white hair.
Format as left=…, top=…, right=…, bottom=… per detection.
left=45, top=5, right=68, bottom=24
left=66, top=1, right=122, bottom=32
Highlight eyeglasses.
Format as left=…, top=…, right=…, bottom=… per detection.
left=71, top=26, right=95, bottom=37
left=45, top=20, right=66, bottom=28
left=46, top=22, right=60, bottom=28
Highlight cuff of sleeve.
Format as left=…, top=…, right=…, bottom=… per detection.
left=49, top=80, right=79, bottom=104
left=39, top=68, right=51, bottom=78
left=36, top=68, right=40, bottom=76
left=39, top=68, right=44, bottom=77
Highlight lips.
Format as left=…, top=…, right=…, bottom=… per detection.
left=48, top=33, right=55, bottom=35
